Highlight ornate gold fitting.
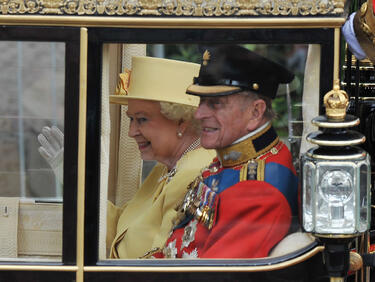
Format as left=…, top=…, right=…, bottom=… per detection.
left=358, top=1, right=375, bottom=45
left=115, top=69, right=131, bottom=96
left=353, top=0, right=375, bottom=64
left=323, top=80, right=349, bottom=121
left=349, top=251, right=363, bottom=272
left=359, top=1, right=368, bottom=17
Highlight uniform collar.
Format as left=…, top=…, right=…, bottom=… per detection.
left=216, top=122, right=279, bottom=167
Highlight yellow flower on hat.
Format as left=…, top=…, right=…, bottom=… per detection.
left=110, top=56, right=200, bottom=106
left=115, top=69, right=132, bottom=96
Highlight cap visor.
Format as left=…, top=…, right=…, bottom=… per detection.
left=186, top=84, right=242, bottom=97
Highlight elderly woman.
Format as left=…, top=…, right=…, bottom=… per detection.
left=107, top=56, right=215, bottom=258
left=38, top=56, right=215, bottom=259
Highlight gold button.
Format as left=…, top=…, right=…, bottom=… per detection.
left=253, top=83, right=259, bottom=90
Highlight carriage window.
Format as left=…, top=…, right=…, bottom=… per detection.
left=100, top=43, right=319, bottom=260
left=0, top=41, right=64, bottom=261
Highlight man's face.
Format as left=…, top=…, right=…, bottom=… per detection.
left=194, top=94, right=256, bottom=149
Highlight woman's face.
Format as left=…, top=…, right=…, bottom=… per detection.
left=126, top=99, right=181, bottom=166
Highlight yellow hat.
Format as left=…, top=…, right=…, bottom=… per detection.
left=110, top=56, right=200, bottom=107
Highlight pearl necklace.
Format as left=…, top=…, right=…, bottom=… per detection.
left=158, top=138, right=201, bottom=183
left=182, top=138, right=201, bottom=157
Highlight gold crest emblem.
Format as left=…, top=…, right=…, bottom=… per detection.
left=202, top=50, right=210, bottom=66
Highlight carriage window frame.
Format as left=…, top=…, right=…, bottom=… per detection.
left=85, top=27, right=335, bottom=268
left=0, top=25, right=80, bottom=266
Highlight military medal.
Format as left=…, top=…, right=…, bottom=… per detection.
left=177, top=177, right=218, bottom=230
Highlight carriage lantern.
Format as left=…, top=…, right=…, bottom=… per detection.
left=301, top=81, right=371, bottom=279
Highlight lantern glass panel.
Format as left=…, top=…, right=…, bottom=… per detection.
left=358, top=162, right=370, bottom=232
left=302, top=159, right=315, bottom=232
left=315, top=163, right=356, bottom=234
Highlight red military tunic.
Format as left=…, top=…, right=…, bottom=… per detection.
left=151, top=123, right=298, bottom=259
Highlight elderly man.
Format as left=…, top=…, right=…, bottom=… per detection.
left=151, top=45, right=298, bottom=259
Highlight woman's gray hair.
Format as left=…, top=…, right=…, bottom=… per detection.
left=238, top=91, right=276, bottom=120
left=159, top=101, right=200, bottom=132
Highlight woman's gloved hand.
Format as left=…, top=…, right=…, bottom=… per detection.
left=38, top=126, right=64, bottom=185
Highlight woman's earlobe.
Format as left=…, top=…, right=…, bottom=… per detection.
left=178, top=119, right=188, bottom=135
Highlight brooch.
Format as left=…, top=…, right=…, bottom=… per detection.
left=158, top=167, right=177, bottom=183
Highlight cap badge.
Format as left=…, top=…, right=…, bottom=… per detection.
left=115, top=69, right=131, bottom=96
left=202, top=50, right=210, bottom=66
left=252, top=83, right=259, bottom=91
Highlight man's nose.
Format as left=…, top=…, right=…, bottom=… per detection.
left=194, top=102, right=210, bottom=120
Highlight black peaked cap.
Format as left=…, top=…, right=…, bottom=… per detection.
left=186, top=45, right=295, bottom=99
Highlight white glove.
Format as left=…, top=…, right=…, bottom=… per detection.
left=38, top=126, right=64, bottom=185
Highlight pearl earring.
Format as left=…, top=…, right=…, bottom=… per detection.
left=177, top=131, right=183, bottom=138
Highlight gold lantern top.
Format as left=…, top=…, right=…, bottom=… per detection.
left=323, top=80, right=349, bottom=121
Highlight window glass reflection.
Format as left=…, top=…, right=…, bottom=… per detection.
left=0, top=41, right=64, bottom=261
left=103, top=43, right=315, bottom=260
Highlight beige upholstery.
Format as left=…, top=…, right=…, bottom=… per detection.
left=0, top=198, right=62, bottom=260
left=18, top=200, right=62, bottom=257
left=269, top=232, right=315, bottom=257
left=0, top=197, right=19, bottom=258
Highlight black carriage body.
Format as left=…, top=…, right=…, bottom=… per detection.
left=0, top=2, right=367, bottom=281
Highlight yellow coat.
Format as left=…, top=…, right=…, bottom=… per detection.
left=108, top=147, right=215, bottom=259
